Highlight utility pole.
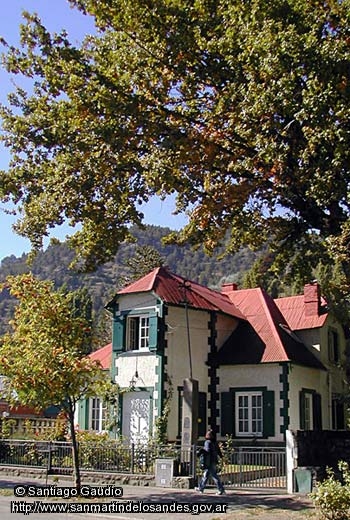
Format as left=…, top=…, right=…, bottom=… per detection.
left=178, top=280, right=198, bottom=464
left=179, top=280, right=193, bottom=379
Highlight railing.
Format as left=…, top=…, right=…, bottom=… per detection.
left=0, top=439, right=196, bottom=477
left=220, top=447, right=286, bottom=489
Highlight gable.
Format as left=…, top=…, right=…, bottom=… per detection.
left=215, top=321, right=325, bottom=369
left=108, top=266, right=245, bottom=320
left=218, top=287, right=325, bottom=369
left=275, top=294, right=328, bottom=331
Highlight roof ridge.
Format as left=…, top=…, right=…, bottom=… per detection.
left=258, top=288, right=289, bottom=361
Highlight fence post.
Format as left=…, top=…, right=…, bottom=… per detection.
left=238, top=447, right=243, bottom=487
left=47, top=441, right=53, bottom=474
left=286, top=430, right=297, bottom=493
left=192, top=444, right=197, bottom=480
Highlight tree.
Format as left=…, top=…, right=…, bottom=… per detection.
left=118, top=245, right=165, bottom=287
left=0, top=273, right=110, bottom=492
left=1, top=1, right=350, bottom=288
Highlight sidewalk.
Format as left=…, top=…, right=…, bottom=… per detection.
left=0, top=473, right=315, bottom=520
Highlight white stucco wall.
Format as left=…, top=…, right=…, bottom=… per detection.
left=216, top=313, right=239, bottom=347
left=295, top=315, right=347, bottom=398
left=165, top=306, right=210, bottom=439
left=288, top=364, right=330, bottom=429
left=114, top=352, right=158, bottom=389
left=115, top=292, right=160, bottom=315
left=165, top=307, right=240, bottom=440
left=219, top=364, right=284, bottom=443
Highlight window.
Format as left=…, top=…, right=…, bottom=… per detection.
left=328, top=329, right=339, bottom=363
left=127, top=315, right=149, bottom=350
left=236, top=392, right=263, bottom=436
left=332, top=397, right=345, bottom=430
left=299, top=389, right=322, bottom=430
left=221, top=387, right=275, bottom=438
left=303, top=393, right=313, bottom=430
left=89, top=397, right=107, bottom=432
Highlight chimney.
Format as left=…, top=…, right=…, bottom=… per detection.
left=221, top=282, right=238, bottom=294
left=304, top=283, right=321, bottom=317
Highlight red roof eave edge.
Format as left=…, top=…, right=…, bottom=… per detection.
left=115, top=267, right=245, bottom=321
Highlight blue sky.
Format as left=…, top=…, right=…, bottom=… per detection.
left=0, top=1, right=187, bottom=262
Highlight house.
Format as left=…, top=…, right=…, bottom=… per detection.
left=78, top=268, right=348, bottom=445
left=77, top=343, right=112, bottom=433
left=0, top=375, right=58, bottom=420
left=275, top=285, right=348, bottom=431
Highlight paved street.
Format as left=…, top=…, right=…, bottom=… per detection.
left=0, top=474, right=314, bottom=520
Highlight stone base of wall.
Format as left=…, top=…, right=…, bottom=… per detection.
left=0, top=466, right=195, bottom=489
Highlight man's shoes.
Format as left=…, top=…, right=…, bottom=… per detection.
left=216, top=490, right=226, bottom=495
left=194, top=487, right=203, bottom=493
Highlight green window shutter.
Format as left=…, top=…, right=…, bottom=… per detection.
left=221, top=391, right=234, bottom=436
left=78, top=399, right=89, bottom=430
left=313, top=393, right=322, bottom=430
left=198, top=392, right=207, bottom=437
left=148, top=314, right=158, bottom=351
left=299, top=391, right=306, bottom=429
left=113, top=315, right=125, bottom=352
left=263, top=390, right=275, bottom=437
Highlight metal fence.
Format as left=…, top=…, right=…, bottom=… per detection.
left=220, top=447, right=286, bottom=489
left=0, top=440, right=286, bottom=488
left=0, top=439, right=196, bottom=477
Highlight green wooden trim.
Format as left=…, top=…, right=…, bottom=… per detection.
left=221, top=391, right=234, bottom=436
left=263, top=389, right=275, bottom=437
left=155, top=354, right=164, bottom=417
left=78, top=399, right=89, bottom=430
left=112, top=315, right=125, bottom=352
left=279, top=363, right=290, bottom=436
left=313, top=392, right=322, bottom=430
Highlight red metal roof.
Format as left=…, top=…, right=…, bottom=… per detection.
left=111, top=268, right=325, bottom=369
left=117, top=267, right=245, bottom=320
left=222, top=287, right=325, bottom=368
left=227, top=288, right=292, bottom=362
left=275, top=294, right=328, bottom=331
left=89, top=343, right=112, bottom=370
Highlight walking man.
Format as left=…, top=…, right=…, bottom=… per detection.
left=195, top=429, right=226, bottom=495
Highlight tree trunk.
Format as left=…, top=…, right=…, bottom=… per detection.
left=68, top=406, right=81, bottom=493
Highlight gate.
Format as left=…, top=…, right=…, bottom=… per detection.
left=220, top=447, right=286, bottom=489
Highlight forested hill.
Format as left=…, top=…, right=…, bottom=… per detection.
left=0, top=225, right=258, bottom=337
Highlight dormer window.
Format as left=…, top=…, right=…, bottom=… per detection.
left=127, top=315, right=150, bottom=351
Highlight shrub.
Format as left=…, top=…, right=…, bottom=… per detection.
left=310, top=461, right=350, bottom=520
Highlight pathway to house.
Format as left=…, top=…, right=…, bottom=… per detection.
left=0, top=474, right=316, bottom=520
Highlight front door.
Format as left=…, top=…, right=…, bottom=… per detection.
left=122, top=391, right=151, bottom=444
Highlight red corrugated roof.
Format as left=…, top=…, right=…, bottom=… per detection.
left=117, top=267, right=245, bottom=320
left=227, top=288, right=291, bottom=362
left=110, top=268, right=325, bottom=369
left=89, top=343, right=112, bottom=369
left=223, top=287, right=325, bottom=368
left=275, top=295, right=328, bottom=331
